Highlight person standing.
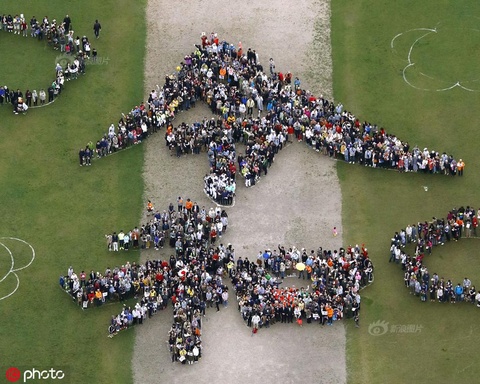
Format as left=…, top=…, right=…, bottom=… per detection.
left=25, top=90, right=32, bottom=107
left=269, top=58, right=275, bottom=75
left=93, top=19, right=101, bottom=39
left=32, top=89, right=38, bottom=106
left=112, top=232, right=119, bottom=251
left=252, top=312, right=260, bottom=333
left=63, top=14, right=71, bottom=31
left=457, top=159, right=465, bottom=176
left=78, top=148, right=85, bottom=166
left=118, top=230, right=125, bottom=250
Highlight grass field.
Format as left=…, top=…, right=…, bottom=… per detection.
left=332, top=0, right=480, bottom=383
left=0, top=1, right=145, bottom=382
left=2, top=0, right=480, bottom=383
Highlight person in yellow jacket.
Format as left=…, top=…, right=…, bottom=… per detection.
left=95, top=289, right=103, bottom=306
left=457, top=159, right=465, bottom=176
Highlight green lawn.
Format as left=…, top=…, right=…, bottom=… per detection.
left=332, top=1, right=480, bottom=383
left=0, top=1, right=146, bottom=382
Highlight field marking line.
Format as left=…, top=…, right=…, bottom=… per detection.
left=402, top=63, right=429, bottom=91
left=30, top=99, right=57, bottom=109
left=407, top=31, right=436, bottom=64
left=390, top=27, right=437, bottom=49
left=0, top=242, right=14, bottom=283
left=2, top=237, right=36, bottom=272
left=397, top=24, right=480, bottom=92
left=435, top=82, right=477, bottom=92
left=419, top=72, right=435, bottom=80
left=0, top=272, right=20, bottom=301
left=0, top=238, right=35, bottom=301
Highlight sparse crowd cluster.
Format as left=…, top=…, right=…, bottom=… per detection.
left=1, top=13, right=95, bottom=114
left=390, top=206, right=480, bottom=305
left=232, top=244, right=373, bottom=332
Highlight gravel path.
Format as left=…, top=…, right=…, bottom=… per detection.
left=133, top=1, right=344, bottom=383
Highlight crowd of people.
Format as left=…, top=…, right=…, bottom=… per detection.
left=1, top=13, right=94, bottom=114
left=86, top=31, right=463, bottom=187
left=61, top=197, right=233, bottom=362
left=104, top=198, right=229, bottom=252
left=231, top=244, right=373, bottom=331
left=112, top=253, right=233, bottom=362
left=390, top=206, right=480, bottom=305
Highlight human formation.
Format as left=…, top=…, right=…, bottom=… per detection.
left=61, top=198, right=233, bottom=362
left=48, top=23, right=474, bottom=364
left=60, top=194, right=374, bottom=361
left=1, top=13, right=95, bottom=114
left=82, top=31, right=464, bottom=196
left=391, top=206, right=480, bottom=305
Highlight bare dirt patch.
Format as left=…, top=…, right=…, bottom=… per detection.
left=134, top=1, right=344, bottom=383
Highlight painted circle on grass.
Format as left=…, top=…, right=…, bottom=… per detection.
left=0, top=238, right=35, bottom=302
left=411, top=27, right=480, bottom=83
left=391, top=20, right=480, bottom=91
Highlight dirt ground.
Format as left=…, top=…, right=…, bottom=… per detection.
left=133, top=1, right=345, bottom=383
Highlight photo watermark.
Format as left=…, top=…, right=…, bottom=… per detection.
left=5, top=366, right=67, bottom=383
left=368, top=320, right=424, bottom=336
left=54, top=54, right=110, bottom=67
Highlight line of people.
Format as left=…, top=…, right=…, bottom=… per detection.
left=1, top=13, right=93, bottom=114
left=390, top=205, right=480, bottom=305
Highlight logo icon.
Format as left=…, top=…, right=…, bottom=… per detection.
left=55, top=54, right=75, bottom=68
left=368, top=320, right=389, bottom=336
left=5, top=367, right=21, bottom=383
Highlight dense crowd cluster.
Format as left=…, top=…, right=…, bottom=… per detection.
left=61, top=198, right=233, bottom=362
left=104, top=199, right=229, bottom=252
left=232, top=244, right=373, bottom=331
left=390, top=206, right=480, bottom=305
left=1, top=13, right=94, bottom=114
left=85, top=32, right=464, bottom=189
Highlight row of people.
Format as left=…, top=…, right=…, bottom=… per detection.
left=2, top=13, right=92, bottom=114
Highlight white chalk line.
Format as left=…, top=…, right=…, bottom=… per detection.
left=0, top=272, right=20, bottom=301
left=0, top=237, right=35, bottom=301
left=390, top=27, right=437, bottom=50
left=5, top=237, right=36, bottom=271
left=0, top=242, right=14, bottom=283
left=393, top=24, right=480, bottom=92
